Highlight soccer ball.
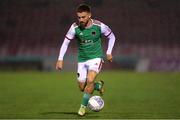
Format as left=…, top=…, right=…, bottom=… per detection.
left=88, top=95, right=104, bottom=112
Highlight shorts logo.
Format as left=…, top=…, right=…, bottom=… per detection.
left=77, top=73, right=80, bottom=77
left=95, top=63, right=98, bottom=66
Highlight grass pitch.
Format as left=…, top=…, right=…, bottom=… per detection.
left=0, top=71, right=180, bottom=119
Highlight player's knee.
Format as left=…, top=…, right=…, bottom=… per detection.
left=79, top=86, right=85, bottom=92
left=87, top=77, right=94, bottom=84
left=86, top=77, right=95, bottom=87
left=86, top=81, right=93, bottom=88
left=78, top=81, right=86, bottom=92
left=85, top=81, right=94, bottom=93
left=85, top=87, right=94, bottom=94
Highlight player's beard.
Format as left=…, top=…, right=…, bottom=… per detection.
left=79, top=21, right=88, bottom=30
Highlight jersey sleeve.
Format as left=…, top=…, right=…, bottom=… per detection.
left=58, top=38, right=70, bottom=60
left=65, top=23, right=76, bottom=40
left=100, top=22, right=115, bottom=55
left=57, top=23, right=76, bottom=60
left=101, top=22, right=112, bottom=37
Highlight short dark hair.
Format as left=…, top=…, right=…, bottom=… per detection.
left=76, top=4, right=91, bottom=13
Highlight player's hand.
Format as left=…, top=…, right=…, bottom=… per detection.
left=56, top=60, right=63, bottom=70
left=106, top=54, right=113, bottom=62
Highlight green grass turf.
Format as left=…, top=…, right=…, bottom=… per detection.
left=0, top=71, right=180, bottom=119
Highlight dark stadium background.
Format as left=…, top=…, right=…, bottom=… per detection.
left=0, top=0, right=180, bottom=119
left=0, top=0, right=179, bottom=72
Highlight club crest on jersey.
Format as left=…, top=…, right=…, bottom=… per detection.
left=91, top=31, right=96, bottom=36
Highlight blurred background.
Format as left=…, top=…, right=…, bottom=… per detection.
left=0, top=0, right=180, bottom=72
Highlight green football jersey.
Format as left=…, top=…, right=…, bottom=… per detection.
left=75, top=23, right=103, bottom=62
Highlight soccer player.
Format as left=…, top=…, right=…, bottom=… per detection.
left=56, top=4, right=115, bottom=116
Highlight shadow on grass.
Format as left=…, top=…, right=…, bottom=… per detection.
left=39, top=111, right=180, bottom=119
left=40, top=111, right=77, bottom=115
left=40, top=111, right=100, bottom=118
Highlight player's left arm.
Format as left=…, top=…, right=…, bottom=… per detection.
left=106, top=32, right=115, bottom=62
left=101, top=23, right=116, bottom=62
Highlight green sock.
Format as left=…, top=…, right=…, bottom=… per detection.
left=81, top=93, right=90, bottom=106
left=94, top=82, right=102, bottom=91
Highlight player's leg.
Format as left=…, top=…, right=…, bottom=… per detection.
left=78, top=70, right=97, bottom=116
left=77, top=62, right=87, bottom=92
left=77, top=62, right=88, bottom=116
left=94, top=80, right=104, bottom=96
left=83, top=58, right=104, bottom=99
left=89, top=58, right=104, bottom=95
left=78, top=58, right=104, bottom=116
left=85, top=70, right=97, bottom=93
left=78, top=81, right=104, bottom=97
left=78, top=82, right=86, bottom=92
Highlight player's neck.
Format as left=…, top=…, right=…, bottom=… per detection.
left=86, top=19, right=93, bottom=28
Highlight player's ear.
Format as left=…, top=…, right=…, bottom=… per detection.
left=89, top=13, right=91, bottom=18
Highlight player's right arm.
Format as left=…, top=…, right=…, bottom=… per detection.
left=56, top=23, right=76, bottom=70
left=56, top=38, right=70, bottom=70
